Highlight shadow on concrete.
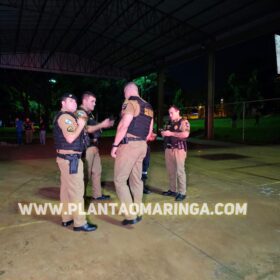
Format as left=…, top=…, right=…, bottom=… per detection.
left=37, top=187, right=60, bottom=200
left=0, top=136, right=240, bottom=161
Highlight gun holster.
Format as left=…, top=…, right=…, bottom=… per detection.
left=57, top=153, right=81, bottom=174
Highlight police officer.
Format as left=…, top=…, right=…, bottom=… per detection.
left=111, top=82, right=153, bottom=225
left=54, top=93, right=97, bottom=232
left=78, top=91, right=114, bottom=200
left=161, top=105, right=190, bottom=201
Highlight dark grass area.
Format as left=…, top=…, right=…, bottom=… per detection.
left=189, top=115, right=280, bottom=144
left=1, top=115, right=279, bottom=145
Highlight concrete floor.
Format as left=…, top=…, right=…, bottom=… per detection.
left=0, top=139, right=279, bottom=280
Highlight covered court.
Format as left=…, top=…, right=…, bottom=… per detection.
left=0, top=1, right=280, bottom=279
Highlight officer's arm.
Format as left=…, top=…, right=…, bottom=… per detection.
left=146, top=119, right=154, bottom=141
left=113, top=114, right=133, bottom=146
left=171, top=130, right=189, bottom=139
left=172, top=120, right=190, bottom=138
left=58, top=115, right=86, bottom=144
left=86, top=123, right=103, bottom=134
left=163, top=120, right=190, bottom=138
left=87, top=118, right=114, bottom=133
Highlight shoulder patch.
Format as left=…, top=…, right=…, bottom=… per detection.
left=65, top=119, right=72, bottom=124
left=65, top=119, right=72, bottom=125
left=180, top=119, right=190, bottom=131
left=67, top=126, right=75, bottom=132
left=144, top=107, right=153, bottom=117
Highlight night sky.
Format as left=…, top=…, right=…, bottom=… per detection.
left=168, top=33, right=279, bottom=101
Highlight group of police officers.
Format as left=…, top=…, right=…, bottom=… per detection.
left=54, top=82, right=190, bottom=232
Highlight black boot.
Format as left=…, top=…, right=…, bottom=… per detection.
left=142, top=179, right=151, bottom=194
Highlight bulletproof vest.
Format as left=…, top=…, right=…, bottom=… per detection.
left=164, top=118, right=187, bottom=150
left=79, top=106, right=101, bottom=147
left=127, top=96, right=153, bottom=140
left=53, top=111, right=85, bottom=152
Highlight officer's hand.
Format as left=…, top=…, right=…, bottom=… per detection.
left=161, top=130, right=172, bottom=137
left=108, top=119, right=115, bottom=127
left=111, top=147, right=118, bottom=158
left=147, top=132, right=157, bottom=142
left=77, top=117, right=86, bottom=128
left=101, top=118, right=114, bottom=129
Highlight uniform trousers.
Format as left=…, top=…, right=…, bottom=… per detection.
left=165, top=148, right=187, bottom=194
left=56, top=157, right=86, bottom=227
left=85, top=146, right=102, bottom=198
left=114, top=141, right=147, bottom=220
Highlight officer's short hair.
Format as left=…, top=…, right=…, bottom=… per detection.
left=82, top=91, right=96, bottom=101
left=169, top=105, right=180, bottom=112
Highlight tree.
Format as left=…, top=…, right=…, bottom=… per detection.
left=172, top=88, right=185, bottom=113
left=133, top=73, right=157, bottom=104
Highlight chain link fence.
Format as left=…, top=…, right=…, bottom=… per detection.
left=186, top=98, right=280, bottom=144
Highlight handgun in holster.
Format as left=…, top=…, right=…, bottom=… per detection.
left=57, top=153, right=81, bottom=174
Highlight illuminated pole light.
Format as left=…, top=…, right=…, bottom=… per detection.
left=220, top=98, right=224, bottom=117
left=48, top=78, right=57, bottom=84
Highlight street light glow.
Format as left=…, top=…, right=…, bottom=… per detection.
left=49, top=78, right=57, bottom=84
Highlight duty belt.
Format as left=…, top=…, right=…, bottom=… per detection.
left=127, top=137, right=144, bottom=141
left=165, top=142, right=186, bottom=150
left=57, top=153, right=81, bottom=159
left=121, top=136, right=144, bottom=144
left=166, top=143, right=174, bottom=149
left=57, top=153, right=81, bottom=174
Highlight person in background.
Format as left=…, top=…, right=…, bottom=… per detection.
left=24, top=117, right=34, bottom=144
left=15, top=117, right=24, bottom=145
left=39, top=117, right=46, bottom=145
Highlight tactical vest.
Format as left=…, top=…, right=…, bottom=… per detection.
left=53, top=111, right=85, bottom=152
left=127, top=96, right=153, bottom=140
left=164, top=118, right=187, bottom=150
left=78, top=106, right=101, bottom=147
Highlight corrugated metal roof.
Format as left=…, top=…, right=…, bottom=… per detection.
left=0, top=0, right=279, bottom=78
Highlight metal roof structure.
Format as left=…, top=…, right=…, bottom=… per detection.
left=1, top=0, right=280, bottom=79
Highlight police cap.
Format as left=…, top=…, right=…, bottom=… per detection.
left=61, top=93, right=77, bottom=101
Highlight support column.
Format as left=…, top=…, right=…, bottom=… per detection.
left=207, top=49, right=215, bottom=139
left=157, top=68, right=165, bottom=131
